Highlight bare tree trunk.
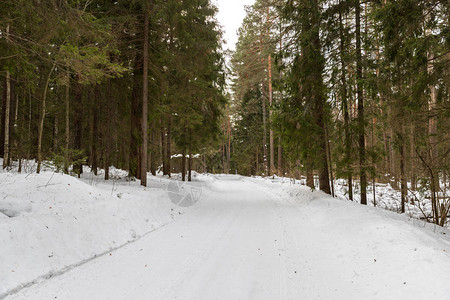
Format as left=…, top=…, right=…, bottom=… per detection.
left=389, top=119, right=396, bottom=185
left=37, top=62, right=56, bottom=173
left=166, top=117, right=171, bottom=177
left=256, top=145, right=259, bottom=175
left=130, top=53, right=141, bottom=178
left=325, top=123, right=335, bottom=197
left=400, top=124, right=407, bottom=213
left=181, top=148, right=186, bottom=182
left=356, top=0, right=367, bottom=204
left=268, top=55, right=275, bottom=175
left=383, top=130, right=390, bottom=175
left=277, top=136, right=282, bottom=176
left=64, top=67, right=70, bottom=174
left=375, top=27, right=390, bottom=178
left=3, top=23, right=11, bottom=168
left=3, top=69, right=10, bottom=169
left=339, top=8, right=353, bottom=200
left=427, top=27, right=439, bottom=219
left=261, top=82, right=268, bottom=175
left=222, top=139, right=225, bottom=173
left=317, top=112, right=331, bottom=194
left=141, top=8, right=149, bottom=187
left=104, top=79, right=112, bottom=180
left=72, top=76, right=85, bottom=177
left=91, top=86, right=99, bottom=176
left=150, top=125, right=156, bottom=176
left=13, top=93, right=19, bottom=161
left=410, top=124, right=416, bottom=190
left=372, top=116, right=377, bottom=206
left=188, top=150, right=192, bottom=182
left=306, top=168, right=314, bottom=189
left=277, top=23, right=283, bottom=177
left=137, top=145, right=142, bottom=179
left=18, top=92, right=26, bottom=173
left=161, top=123, right=167, bottom=175
left=0, top=80, right=5, bottom=158
left=226, top=105, right=231, bottom=174
left=27, top=88, right=32, bottom=159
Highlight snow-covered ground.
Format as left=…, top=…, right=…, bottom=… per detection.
left=275, top=174, right=449, bottom=228
left=1, top=166, right=450, bottom=299
left=334, top=178, right=450, bottom=227
left=0, top=164, right=189, bottom=299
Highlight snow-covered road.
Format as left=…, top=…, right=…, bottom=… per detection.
left=6, top=175, right=450, bottom=300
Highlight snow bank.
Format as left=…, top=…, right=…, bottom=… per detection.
left=246, top=176, right=450, bottom=299
left=0, top=170, right=182, bottom=298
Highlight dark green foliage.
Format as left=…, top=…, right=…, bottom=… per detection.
left=0, top=0, right=226, bottom=177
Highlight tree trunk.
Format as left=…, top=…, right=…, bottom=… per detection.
left=130, top=50, right=142, bottom=178
left=2, top=23, right=10, bottom=167
left=372, top=117, right=377, bottom=207
left=104, top=79, right=112, bottom=180
left=355, top=0, right=367, bottom=204
left=317, top=115, right=331, bottom=194
left=181, top=148, right=186, bottom=182
left=166, top=117, right=172, bottom=177
left=104, top=148, right=109, bottom=180
left=2, top=69, right=10, bottom=169
left=311, top=22, right=331, bottom=194
left=137, top=145, right=141, bottom=179
left=256, top=145, right=259, bottom=175
left=0, top=79, right=5, bottom=158
left=73, top=77, right=84, bottom=177
left=27, top=88, right=32, bottom=159
left=13, top=93, right=19, bottom=162
left=277, top=136, right=282, bottom=176
left=64, top=67, right=70, bottom=174
left=277, top=25, right=283, bottom=177
left=226, top=106, right=231, bottom=174
left=91, top=86, right=99, bottom=176
left=141, top=8, right=149, bottom=187
left=222, top=140, right=225, bottom=173
left=400, top=124, right=407, bottom=213
left=426, top=26, right=439, bottom=217
left=339, top=8, right=353, bottom=200
left=268, top=55, right=275, bottom=175
left=410, top=124, right=416, bottom=190
left=18, top=92, right=26, bottom=173
left=306, top=168, right=314, bottom=189
left=37, top=62, right=56, bottom=173
left=325, top=123, right=335, bottom=197
left=150, top=125, right=156, bottom=176
left=261, top=82, right=268, bottom=175
left=161, top=122, right=167, bottom=175
left=188, top=150, right=192, bottom=182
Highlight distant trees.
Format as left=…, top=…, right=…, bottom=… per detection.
left=0, top=0, right=226, bottom=183
left=230, top=0, right=282, bottom=176
left=230, top=0, right=449, bottom=221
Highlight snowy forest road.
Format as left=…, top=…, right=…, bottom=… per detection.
left=7, top=175, right=450, bottom=300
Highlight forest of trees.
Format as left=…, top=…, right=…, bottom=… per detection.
left=0, top=0, right=226, bottom=183
left=0, top=0, right=449, bottom=226
left=229, top=0, right=449, bottom=225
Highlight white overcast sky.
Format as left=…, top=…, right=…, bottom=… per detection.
left=214, top=0, right=256, bottom=51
